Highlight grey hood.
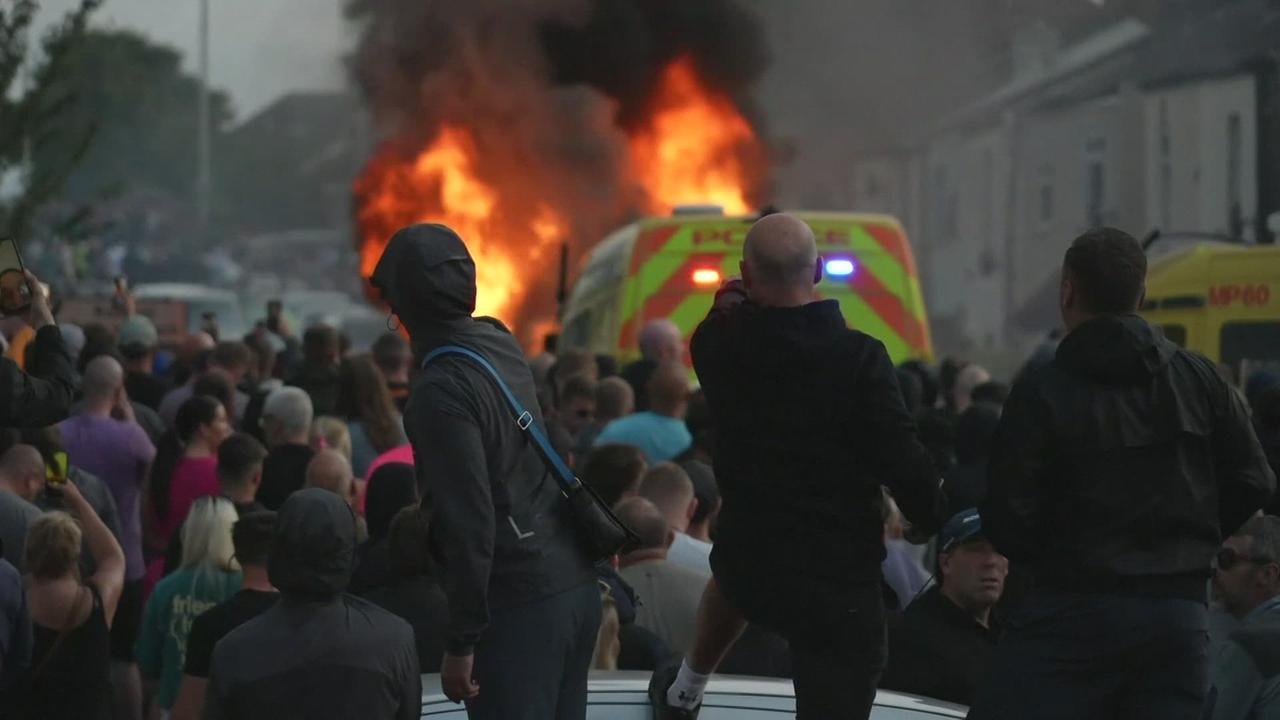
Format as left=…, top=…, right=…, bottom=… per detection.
left=268, top=488, right=357, bottom=597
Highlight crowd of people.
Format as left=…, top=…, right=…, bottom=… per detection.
left=0, top=215, right=1276, bottom=720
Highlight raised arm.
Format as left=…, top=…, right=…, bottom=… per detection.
left=61, top=480, right=126, bottom=624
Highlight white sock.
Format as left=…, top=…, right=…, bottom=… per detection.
left=667, top=659, right=710, bottom=710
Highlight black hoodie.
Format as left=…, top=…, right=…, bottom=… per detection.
left=690, top=290, right=946, bottom=593
left=372, top=224, right=594, bottom=656
left=204, top=489, right=420, bottom=720
left=982, top=314, right=1275, bottom=601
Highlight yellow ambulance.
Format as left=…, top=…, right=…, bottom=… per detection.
left=1140, top=241, right=1280, bottom=375
left=559, top=209, right=934, bottom=366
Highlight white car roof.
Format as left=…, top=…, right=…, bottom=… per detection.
left=419, top=672, right=967, bottom=718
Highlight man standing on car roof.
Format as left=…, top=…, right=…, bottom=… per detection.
left=650, top=213, right=947, bottom=720
left=372, top=223, right=600, bottom=719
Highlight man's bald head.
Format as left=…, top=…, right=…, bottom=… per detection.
left=305, top=449, right=356, bottom=505
left=186, top=332, right=216, bottom=354
left=0, top=444, right=46, bottom=501
left=647, top=362, right=690, bottom=417
left=613, top=496, right=669, bottom=551
left=742, top=213, right=820, bottom=305
left=638, top=320, right=682, bottom=364
left=83, top=355, right=125, bottom=402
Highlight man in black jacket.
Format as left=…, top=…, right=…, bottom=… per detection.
left=971, top=227, right=1277, bottom=719
left=372, top=224, right=598, bottom=719
left=651, top=213, right=947, bottom=720
left=204, top=489, right=419, bottom=720
left=880, top=508, right=1006, bottom=706
left=1, top=271, right=75, bottom=428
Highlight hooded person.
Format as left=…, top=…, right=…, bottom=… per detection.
left=971, top=228, right=1275, bottom=720
left=371, top=223, right=599, bottom=718
left=202, top=489, right=420, bottom=720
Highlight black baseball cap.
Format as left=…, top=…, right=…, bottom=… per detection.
left=938, top=508, right=984, bottom=553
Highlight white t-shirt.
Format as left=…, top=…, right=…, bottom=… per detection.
left=666, top=532, right=713, bottom=577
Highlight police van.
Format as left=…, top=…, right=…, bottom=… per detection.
left=559, top=209, right=934, bottom=366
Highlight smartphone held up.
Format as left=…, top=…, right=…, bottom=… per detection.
left=0, top=237, right=33, bottom=316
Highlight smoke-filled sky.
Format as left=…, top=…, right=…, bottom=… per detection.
left=34, top=0, right=351, bottom=119
left=31, top=0, right=1135, bottom=200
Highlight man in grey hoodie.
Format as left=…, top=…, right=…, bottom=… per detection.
left=372, top=223, right=599, bottom=719
left=203, top=489, right=420, bottom=720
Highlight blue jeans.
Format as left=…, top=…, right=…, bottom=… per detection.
left=967, top=590, right=1209, bottom=720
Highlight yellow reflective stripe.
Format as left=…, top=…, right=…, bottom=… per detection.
left=666, top=292, right=715, bottom=336
left=834, top=291, right=911, bottom=363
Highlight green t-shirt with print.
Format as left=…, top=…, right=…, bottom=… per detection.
left=136, top=566, right=241, bottom=709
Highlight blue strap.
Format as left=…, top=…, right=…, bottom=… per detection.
left=422, top=345, right=581, bottom=492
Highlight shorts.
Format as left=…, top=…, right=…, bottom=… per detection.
left=110, top=578, right=144, bottom=661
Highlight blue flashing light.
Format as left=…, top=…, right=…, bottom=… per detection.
left=825, top=259, right=855, bottom=277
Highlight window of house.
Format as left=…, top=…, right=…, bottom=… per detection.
left=1159, top=98, right=1172, bottom=228
left=1037, top=164, right=1054, bottom=228
left=1086, top=137, right=1107, bottom=228
left=1227, top=112, right=1243, bottom=236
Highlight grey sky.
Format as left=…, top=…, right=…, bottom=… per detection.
left=35, top=0, right=352, bottom=121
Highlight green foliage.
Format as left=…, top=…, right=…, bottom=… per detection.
left=0, top=0, right=103, bottom=241
left=34, top=29, right=232, bottom=206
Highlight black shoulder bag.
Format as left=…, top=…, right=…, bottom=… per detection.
left=422, top=345, right=638, bottom=562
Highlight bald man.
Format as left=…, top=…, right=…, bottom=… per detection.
left=594, top=362, right=692, bottom=464
left=622, top=319, right=684, bottom=411
left=651, top=213, right=946, bottom=720
left=0, top=445, right=46, bottom=572
left=305, top=450, right=357, bottom=506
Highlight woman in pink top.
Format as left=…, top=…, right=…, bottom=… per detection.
left=143, top=395, right=231, bottom=591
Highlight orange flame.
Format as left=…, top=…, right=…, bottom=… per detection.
left=629, top=56, right=761, bottom=215
left=355, top=55, right=764, bottom=335
left=355, top=125, right=565, bottom=323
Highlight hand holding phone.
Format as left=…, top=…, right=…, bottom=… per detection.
left=0, top=237, right=32, bottom=317
left=44, top=450, right=70, bottom=496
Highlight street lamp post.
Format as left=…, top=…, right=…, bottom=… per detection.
left=196, top=0, right=211, bottom=238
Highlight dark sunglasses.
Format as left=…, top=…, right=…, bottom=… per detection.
left=575, top=409, right=594, bottom=419
left=1217, top=546, right=1276, bottom=571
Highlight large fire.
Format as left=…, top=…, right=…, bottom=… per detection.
left=629, top=57, right=758, bottom=216
left=355, top=55, right=763, bottom=332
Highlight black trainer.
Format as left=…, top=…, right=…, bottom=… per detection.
left=648, top=657, right=702, bottom=720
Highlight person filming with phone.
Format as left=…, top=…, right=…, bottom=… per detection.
left=0, top=239, right=76, bottom=428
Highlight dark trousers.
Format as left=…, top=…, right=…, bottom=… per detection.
left=968, top=590, right=1209, bottom=720
left=465, top=582, right=602, bottom=720
left=718, top=562, right=887, bottom=720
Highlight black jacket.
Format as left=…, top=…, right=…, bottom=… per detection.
left=690, top=288, right=946, bottom=588
left=373, top=224, right=594, bottom=656
left=205, top=490, right=420, bottom=720
left=880, top=586, right=1000, bottom=706
left=1, top=326, right=75, bottom=428
left=981, top=314, right=1275, bottom=601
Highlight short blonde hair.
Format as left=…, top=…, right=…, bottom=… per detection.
left=310, top=416, right=353, bottom=462
left=25, top=511, right=82, bottom=581
left=181, top=496, right=240, bottom=574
